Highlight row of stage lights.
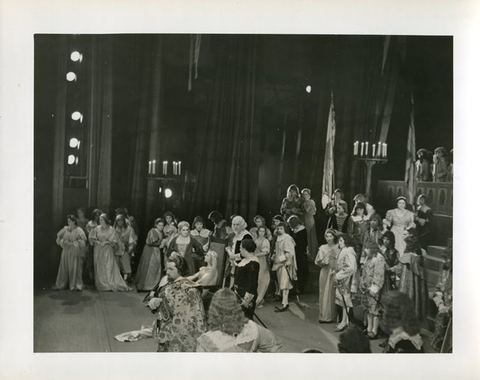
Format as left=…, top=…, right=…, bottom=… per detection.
left=66, top=52, right=83, bottom=167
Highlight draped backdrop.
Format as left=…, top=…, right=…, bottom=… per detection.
left=309, top=36, right=408, bottom=204
left=190, top=35, right=260, bottom=221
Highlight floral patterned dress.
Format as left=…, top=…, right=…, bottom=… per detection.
left=359, top=254, right=385, bottom=316
left=151, top=277, right=206, bottom=352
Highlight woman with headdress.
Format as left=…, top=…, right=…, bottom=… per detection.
left=301, top=188, right=319, bottom=258
left=398, top=236, right=429, bottom=323
left=383, top=196, right=415, bottom=257
left=280, top=184, right=304, bottom=222
left=136, top=218, right=165, bottom=291
left=208, top=211, right=229, bottom=240
left=88, top=213, right=131, bottom=291
left=225, top=216, right=253, bottom=287
left=381, top=291, right=424, bottom=353
left=53, top=214, right=87, bottom=291
left=166, top=221, right=206, bottom=276
left=315, top=229, right=340, bottom=323
left=253, top=225, right=271, bottom=308
left=249, top=215, right=273, bottom=241
left=326, top=200, right=349, bottom=234
left=415, top=194, right=433, bottom=250
left=359, top=242, right=385, bottom=340
left=145, top=254, right=206, bottom=352
left=113, top=214, right=138, bottom=283
left=196, top=288, right=282, bottom=352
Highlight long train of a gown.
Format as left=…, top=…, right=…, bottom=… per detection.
left=94, top=245, right=131, bottom=292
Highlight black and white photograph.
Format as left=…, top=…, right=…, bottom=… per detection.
left=1, top=0, right=479, bottom=379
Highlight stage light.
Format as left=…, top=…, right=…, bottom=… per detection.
left=71, top=111, right=83, bottom=121
left=67, top=155, right=76, bottom=165
left=66, top=72, right=77, bottom=82
left=306, top=85, right=312, bottom=93
left=158, top=187, right=162, bottom=193
left=70, top=51, right=83, bottom=62
left=69, top=138, right=79, bottom=148
left=165, top=188, right=173, bottom=198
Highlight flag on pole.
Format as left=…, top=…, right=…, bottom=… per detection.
left=405, top=93, right=416, bottom=205
left=322, top=91, right=336, bottom=203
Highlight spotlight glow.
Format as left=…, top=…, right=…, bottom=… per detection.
left=67, top=155, right=76, bottom=165
left=165, top=188, right=173, bottom=198
left=306, top=85, right=312, bottom=93
left=66, top=72, right=77, bottom=82
left=69, top=138, right=79, bottom=148
left=158, top=187, right=162, bottom=193
left=71, top=111, right=82, bottom=121
left=70, top=51, right=82, bottom=62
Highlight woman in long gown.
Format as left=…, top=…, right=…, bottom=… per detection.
left=84, top=208, right=102, bottom=283
left=398, top=237, right=429, bottom=323
left=253, top=226, right=271, bottom=308
left=315, top=229, right=340, bottom=323
left=384, top=196, right=415, bottom=257
left=166, top=221, right=206, bottom=276
left=114, top=214, right=138, bottom=282
left=301, top=188, right=319, bottom=258
left=53, top=214, right=87, bottom=291
left=88, top=213, right=131, bottom=292
left=333, top=233, right=357, bottom=332
left=136, top=218, right=165, bottom=291
left=415, top=194, right=433, bottom=250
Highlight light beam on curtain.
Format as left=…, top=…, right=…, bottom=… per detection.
left=321, top=91, right=336, bottom=200
left=405, top=93, right=416, bottom=205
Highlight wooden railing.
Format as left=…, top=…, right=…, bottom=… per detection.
left=376, top=181, right=452, bottom=216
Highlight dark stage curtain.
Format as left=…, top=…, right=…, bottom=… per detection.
left=191, top=35, right=259, bottom=221
left=322, top=36, right=406, bottom=203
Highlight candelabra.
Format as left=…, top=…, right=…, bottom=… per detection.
left=353, top=141, right=388, bottom=201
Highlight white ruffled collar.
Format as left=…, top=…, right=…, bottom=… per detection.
left=237, top=256, right=259, bottom=267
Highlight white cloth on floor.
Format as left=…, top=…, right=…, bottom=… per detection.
left=114, top=325, right=153, bottom=342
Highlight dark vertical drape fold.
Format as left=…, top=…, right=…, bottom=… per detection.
left=87, top=36, right=113, bottom=212
left=327, top=36, right=405, bottom=202
left=191, top=35, right=259, bottom=220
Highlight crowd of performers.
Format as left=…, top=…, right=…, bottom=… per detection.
left=51, top=184, right=452, bottom=353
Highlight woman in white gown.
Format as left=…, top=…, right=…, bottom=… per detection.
left=384, top=196, right=415, bottom=257
left=53, top=214, right=87, bottom=291
left=253, top=226, right=271, bottom=308
left=89, top=213, right=131, bottom=292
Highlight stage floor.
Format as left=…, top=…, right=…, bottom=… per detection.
left=33, top=282, right=396, bottom=353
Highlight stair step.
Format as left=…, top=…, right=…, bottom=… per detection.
left=424, top=254, right=445, bottom=272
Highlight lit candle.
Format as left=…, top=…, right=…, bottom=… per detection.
left=152, top=160, right=156, bottom=175
left=179, top=161, right=182, bottom=176
left=385, top=143, right=388, bottom=157
left=372, top=144, right=376, bottom=157
left=365, top=142, right=369, bottom=157
left=377, top=141, right=381, bottom=157
left=382, top=143, right=386, bottom=157
left=353, top=142, right=356, bottom=155
left=173, top=162, right=177, bottom=175
left=148, top=161, right=152, bottom=174
left=360, top=142, right=364, bottom=157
